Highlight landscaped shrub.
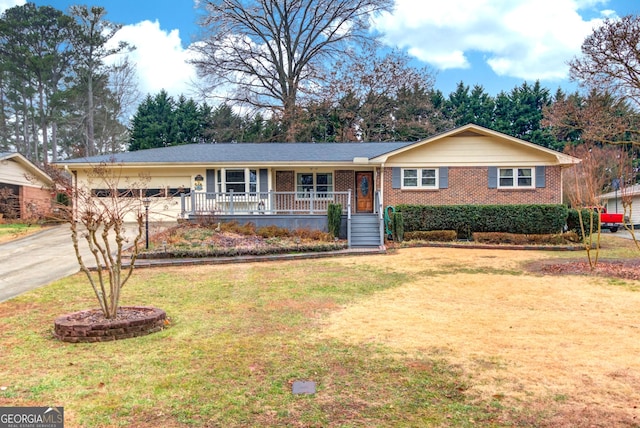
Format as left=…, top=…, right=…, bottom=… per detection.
left=327, top=203, right=342, bottom=238
left=404, top=230, right=457, bottom=242
left=396, top=204, right=569, bottom=237
left=392, top=212, right=404, bottom=242
left=221, top=220, right=257, bottom=235
left=293, top=228, right=333, bottom=241
left=257, top=225, right=291, bottom=238
left=472, top=232, right=579, bottom=245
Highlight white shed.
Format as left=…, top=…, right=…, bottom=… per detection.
left=600, top=184, right=640, bottom=227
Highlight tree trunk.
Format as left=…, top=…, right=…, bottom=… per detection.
left=51, top=122, right=58, bottom=162
left=39, top=85, right=48, bottom=165
left=86, top=74, right=95, bottom=156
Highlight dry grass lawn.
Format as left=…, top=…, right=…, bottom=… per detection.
left=319, top=244, right=640, bottom=426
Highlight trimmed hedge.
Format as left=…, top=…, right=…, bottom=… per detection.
left=396, top=204, right=569, bottom=238
left=404, top=230, right=457, bottom=242
left=472, top=231, right=580, bottom=245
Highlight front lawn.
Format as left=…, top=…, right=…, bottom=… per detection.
left=1, top=236, right=639, bottom=427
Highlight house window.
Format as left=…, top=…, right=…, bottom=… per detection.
left=218, top=168, right=258, bottom=193
left=296, top=172, right=333, bottom=198
left=91, top=188, right=165, bottom=198
left=401, top=168, right=438, bottom=189
left=499, top=168, right=533, bottom=188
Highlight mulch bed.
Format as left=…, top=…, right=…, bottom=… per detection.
left=528, top=258, right=640, bottom=281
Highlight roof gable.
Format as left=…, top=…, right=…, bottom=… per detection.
left=0, top=152, right=52, bottom=185
left=371, top=124, right=580, bottom=166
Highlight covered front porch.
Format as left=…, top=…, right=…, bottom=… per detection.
left=179, top=190, right=384, bottom=248
left=180, top=190, right=353, bottom=216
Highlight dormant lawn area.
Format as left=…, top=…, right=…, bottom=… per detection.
left=1, top=235, right=639, bottom=427
left=0, top=222, right=43, bottom=243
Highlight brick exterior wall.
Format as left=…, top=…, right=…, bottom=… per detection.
left=20, top=185, right=53, bottom=219
left=335, top=170, right=356, bottom=209
left=383, top=166, right=562, bottom=206
left=334, top=170, right=354, bottom=192
left=275, top=170, right=294, bottom=191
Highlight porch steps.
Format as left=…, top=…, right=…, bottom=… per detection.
left=350, top=214, right=382, bottom=248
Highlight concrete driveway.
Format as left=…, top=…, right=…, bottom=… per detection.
left=0, top=224, right=142, bottom=302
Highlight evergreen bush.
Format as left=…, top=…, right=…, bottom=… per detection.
left=327, top=203, right=342, bottom=237
left=392, top=211, right=404, bottom=242
left=396, top=204, right=568, bottom=237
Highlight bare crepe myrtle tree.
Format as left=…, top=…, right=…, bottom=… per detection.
left=562, top=143, right=612, bottom=268
left=52, top=162, right=149, bottom=319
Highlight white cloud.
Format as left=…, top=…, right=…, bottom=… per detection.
left=0, top=0, right=24, bottom=13
left=374, top=0, right=611, bottom=82
left=108, top=20, right=199, bottom=100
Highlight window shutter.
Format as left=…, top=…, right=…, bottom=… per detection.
left=259, top=169, right=268, bottom=198
left=392, top=167, right=401, bottom=189
left=535, top=166, right=546, bottom=188
left=439, top=167, right=449, bottom=189
left=488, top=167, right=497, bottom=189
left=206, top=169, right=216, bottom=199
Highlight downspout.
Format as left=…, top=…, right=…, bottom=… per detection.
left=72, top=169, right=78, bottom=222
left=379, top=164, right=385, bottom=247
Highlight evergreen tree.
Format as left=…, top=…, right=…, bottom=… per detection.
left=128, top=91, right=175, bottom=151
left=173, top=95, right=203, bottom=144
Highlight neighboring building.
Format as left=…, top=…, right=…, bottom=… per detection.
left=0, top=152, right=53, bottom=220
left=600, top=184, right=640, bottom=227
left=55, top=124, right=580, bottom=246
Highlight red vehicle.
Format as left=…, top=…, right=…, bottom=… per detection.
left=595, top=206, right=624, bottom=233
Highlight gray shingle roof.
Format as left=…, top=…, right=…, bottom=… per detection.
left=56, top=142, right=415, bottom=164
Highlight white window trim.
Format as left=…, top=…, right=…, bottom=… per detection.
left=217, top=168, right=258, bottom=193
left=497, top=167, right=534, bottom=189
left=401, top=168, right=439, bottom=189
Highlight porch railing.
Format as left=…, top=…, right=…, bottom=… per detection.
left=181, top=190, right=352, bottom=216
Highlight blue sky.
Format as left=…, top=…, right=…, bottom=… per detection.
left=12, top=0, right=640, bottom=103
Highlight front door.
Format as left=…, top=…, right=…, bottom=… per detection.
left=355, top=172, right=374, bottom=213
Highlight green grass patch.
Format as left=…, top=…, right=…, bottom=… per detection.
left=0, top=223, right=42, bottom=240
left=0, top=260, right=518, bottom=427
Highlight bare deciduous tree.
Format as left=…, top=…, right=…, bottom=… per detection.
left=53, top=163, right=148, bottom=319
left=563, top=143, right=607, bottom=267
left=569, top=15, right=640, bottom=110
left=190, top=0, right=393, bottom=141
left=323, top=50, right=438, bottom=141
left=543, top=89, right=639, bottom=146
